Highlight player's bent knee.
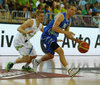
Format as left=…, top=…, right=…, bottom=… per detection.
left=50, top=55, right=54, bottom=59
left=22, top=55, right=30, bottom=62
left=31, top=55, right=37, bottom=59
left=48, top=53, right=54, bottom=59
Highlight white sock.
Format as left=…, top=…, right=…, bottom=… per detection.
left=37, top=58, right=42, bottom=63
left=12, top=61, right=16, bottom=64
left=65, top=65, right=70, bottom=71
left=24, top=63, right=29, bottom=67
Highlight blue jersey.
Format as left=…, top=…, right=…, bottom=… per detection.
left=43, top=12, right=71, bottom=37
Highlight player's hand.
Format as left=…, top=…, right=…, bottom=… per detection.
left=75, top=39, right=83, bottom=43
left=65, top=31, right=75, bottom=40
left=57, top=39, right=63, bottom=42
left=27, top=30, right=34, bottom=34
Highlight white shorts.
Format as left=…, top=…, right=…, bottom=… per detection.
left=14, top=40, right=37, bottom=57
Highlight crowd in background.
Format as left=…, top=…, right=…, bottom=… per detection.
left=0, top=0, right=100, bottom=27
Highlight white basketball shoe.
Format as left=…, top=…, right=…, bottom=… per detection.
left=32, top=59, right=39, bottom=73
left=68, top=68, right=80, bottom=77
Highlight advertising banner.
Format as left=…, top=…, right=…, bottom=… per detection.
left=0, top=24, right=100, bottom=55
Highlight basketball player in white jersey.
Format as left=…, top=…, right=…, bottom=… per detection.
left=6, top=10, right=44, bottom=72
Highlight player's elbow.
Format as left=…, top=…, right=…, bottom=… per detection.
left=17, top=26, right=22, bottom=32
left=17, top=27, right=20, bottom=31
left=52, top=25, right=57, bottom=31
left=40, top=29, right=44, bottom=32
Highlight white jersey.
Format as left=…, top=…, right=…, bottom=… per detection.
left=14, top=19, right=42, bottom=48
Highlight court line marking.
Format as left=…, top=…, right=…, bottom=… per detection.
left=0, top=71, right=35, bottom=79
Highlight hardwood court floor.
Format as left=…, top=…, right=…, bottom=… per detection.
left=0, top=55, right=100, bottom=85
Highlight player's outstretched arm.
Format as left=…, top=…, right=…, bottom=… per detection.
left=17, top=19, right=34, bottom=34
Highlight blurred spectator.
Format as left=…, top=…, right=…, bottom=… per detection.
left=98, top=2, right=100, bottom=12
left=87, top=10, right=92, bottom=15
left=0, top=0, right=9, bottom=11
left=35, top=4, right=43, bottom=12
left=84, top=11, right=92, bottom=26
left=88, top=0, right=98, bottom=5
left=82, top=4, right=89, bottom=15
left=30, top=0, right=37, bottom=12
left=39, top=0, right=46, bottom=8
left=31, top=4, right=43, bottom=18
left=54, top=3, right=61, bottom=13
left=73, top=10, right=86, bottom=26
left=43, top=0, right=54, bottom=14
left=43, top=5, right=50, bottom=24
left=93, top=8, right=98, bottom=13
left=61, top=0, right=68, bottom=8
left=44, top=0, right=53, bottom=7
left=4, top=0, right=9, bottom=11
left=75, top=1, right=79, bottom=10
left=78, top=5, right=83, bottom=11
left=61, top=2, right=69, bottom=12
left=92, top=12, right=99, bottom=27
left=7, top=0, right=16, bottom=11
left=17, top=0, right=31, bottom=18
left=89, top=4, right=94, bottom=12
left=0, top=0, right=5, bottom=10
left=36, top=0, right=40, bottom=7
left=96, top=0, right=99, bottom=2
left=52, top=0, right=61, bottom=10
left=93, top=2, right=99, bottom=12
left=17, top=0, right=31, bottom=11
left=75, top=0, right=80, bottom=5
left=88, top=0, right=94, bottom=5
left=79, top=0, right=88, bottom=10
left=68, top=0, right=76, bottom=6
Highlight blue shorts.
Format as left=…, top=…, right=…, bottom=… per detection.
left=41, top=33, right=57, bottom=55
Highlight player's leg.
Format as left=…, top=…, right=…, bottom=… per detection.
left=21, top=55, right=37, bottom=71
left=6, top=43, right=33, bottom=71
left=25, top=55, right=37, bottom=67
left=53, top=42, right=80, bottom=77
left=32, top=53, right=54, bottom=72
left=22, top=55, right=37, bottom=71
left=21, top=45, right=37, bottom=71
left=16, top=55, right=30, bottom=63
left=41, top=53, right=54, bottom=61
left=32, top=35, right=55, bottom=72
left=51, top=42, right=68, bottom=67
left=6, top=55, right=30, bottom=72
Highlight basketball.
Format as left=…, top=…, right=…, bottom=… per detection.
left=78, top=42, right=89, bottom=53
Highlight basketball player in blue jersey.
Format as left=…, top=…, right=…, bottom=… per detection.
left=32, top=4, right=82, bottom=77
